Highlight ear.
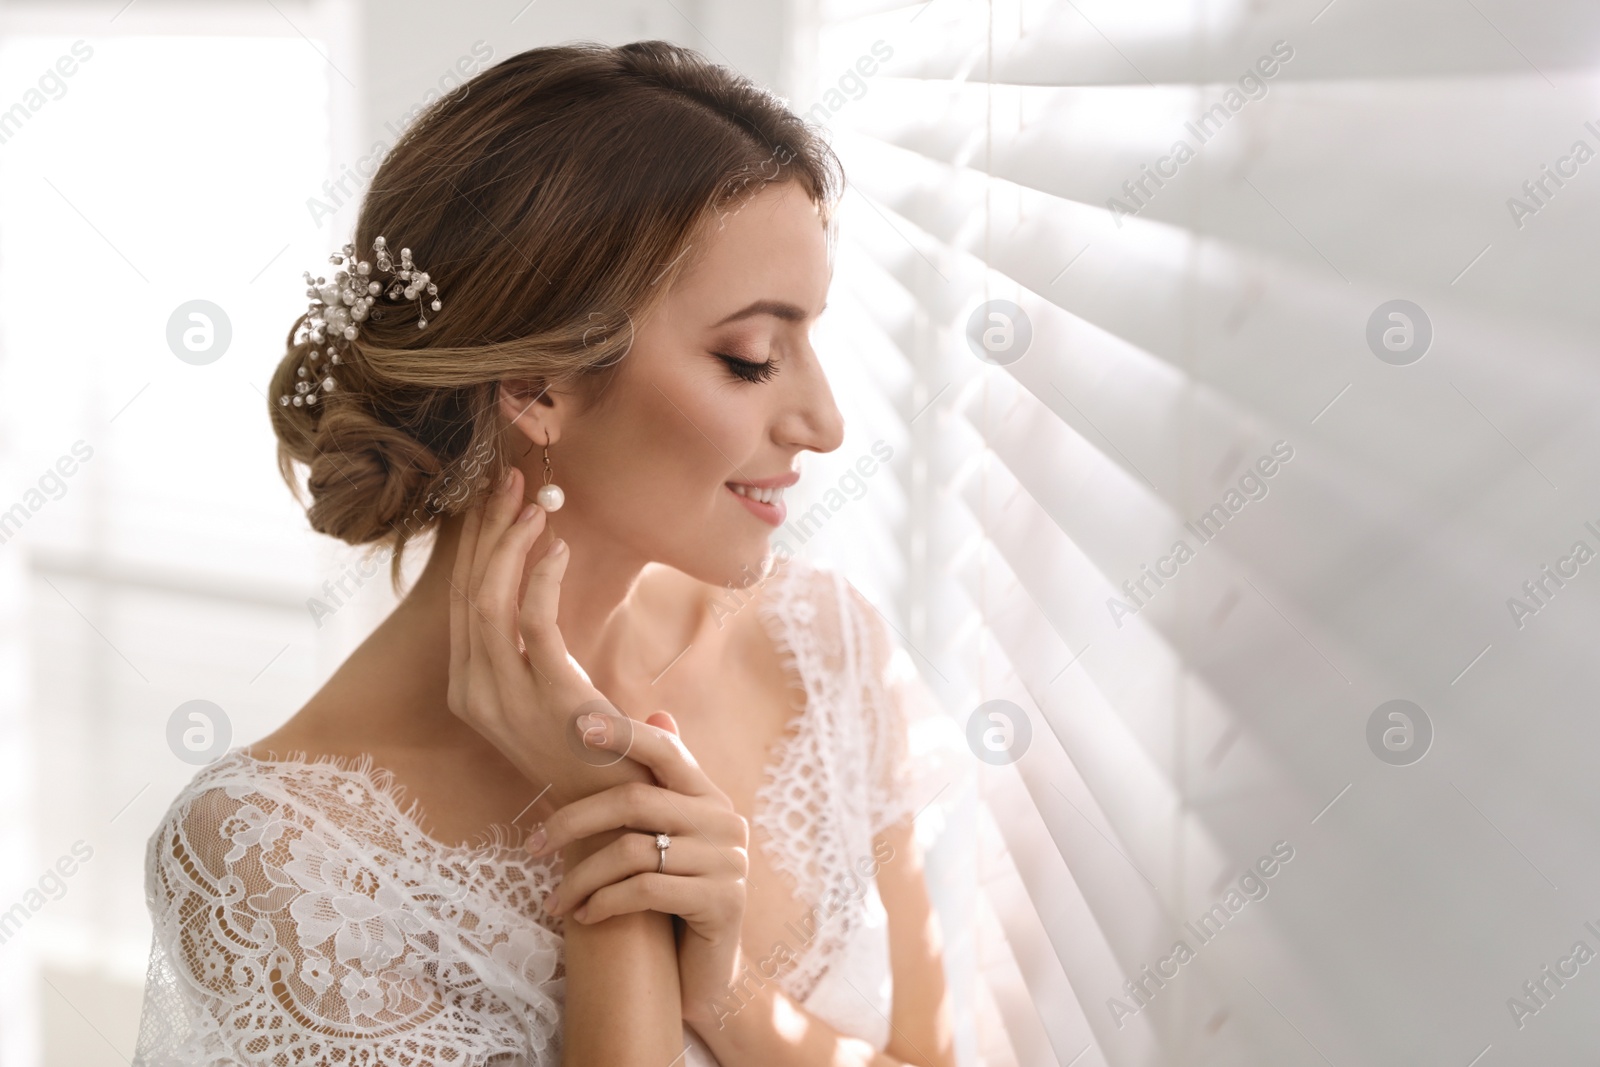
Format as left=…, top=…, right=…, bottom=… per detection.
left=497, top=378, right=560, bottom=449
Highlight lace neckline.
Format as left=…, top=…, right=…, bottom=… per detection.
left=752, top=555, right=820, bottom=816
left=224, top=748, right=542, bottom=860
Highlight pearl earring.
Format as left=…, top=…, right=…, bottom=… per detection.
left=535, top=432, right=564, bottom=512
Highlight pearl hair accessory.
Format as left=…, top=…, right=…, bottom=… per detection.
left=279, top=235, right=442, bottom=409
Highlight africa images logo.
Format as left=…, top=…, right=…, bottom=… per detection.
left=1106, top=40, right=1295, bottom=227
left=1107, top=441, right=1294, bottom=628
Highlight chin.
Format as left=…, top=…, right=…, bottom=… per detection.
left=672, top=533, right=778, bottom=592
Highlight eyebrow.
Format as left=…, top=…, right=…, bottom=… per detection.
left=711, top=299, right=827, bottom=327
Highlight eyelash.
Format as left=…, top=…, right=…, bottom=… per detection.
left=716, top=353, right=779, bottom=384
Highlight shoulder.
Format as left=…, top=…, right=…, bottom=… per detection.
left=136, top=764, right=566, bottom=1064
left=143, top=750, right=437, bottom=944
left=154, top=749, right=357, bottom=823
left=757, top=554, right=898, bottom=651
left=152, top=750, right=288, bottom=836
left=147, top=752, right=284, bottom=853
left=144, top=753, right=285, bottom=916
left=754, top=552, right=863, bottom=620
left=146, top=750, right=391, bottom=883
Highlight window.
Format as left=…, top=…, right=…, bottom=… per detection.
left=801, top=0, right=1600, bottom=1063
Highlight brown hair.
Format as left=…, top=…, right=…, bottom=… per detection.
left=268, top=40, right=844, bottom=589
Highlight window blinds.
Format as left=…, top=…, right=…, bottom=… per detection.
left=807, top=0, right=1600, bottom=1063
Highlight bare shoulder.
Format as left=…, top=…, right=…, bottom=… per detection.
left=245, top=695, right=360, bottom=763
left=243, top=614, right=437, bottom=764
left=763, top=554, right=878, bottom=627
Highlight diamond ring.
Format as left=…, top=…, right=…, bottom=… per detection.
left=655, top=833, right=671, bottom=874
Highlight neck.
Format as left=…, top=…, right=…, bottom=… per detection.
left=398, top=510, right=690, bottom=691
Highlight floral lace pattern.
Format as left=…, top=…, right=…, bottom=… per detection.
left=132, top=555, right=934, bottom=1066
left=750, top=557, right=920, bottom=1010
left=131, top=752, right=565, bottom=1067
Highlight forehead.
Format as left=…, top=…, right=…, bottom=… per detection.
left=670, top=182, right=829, bottom=304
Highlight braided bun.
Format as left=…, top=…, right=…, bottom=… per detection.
left=269, top=352, right=442, bottom=544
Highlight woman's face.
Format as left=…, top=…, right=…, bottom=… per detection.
left=542, top=180, right=845, bottom=589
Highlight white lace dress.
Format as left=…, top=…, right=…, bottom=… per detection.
left=130, top=555, right=954, bottom=1067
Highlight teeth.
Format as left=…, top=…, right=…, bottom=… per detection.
left=731, top=484, right=784, bottom=505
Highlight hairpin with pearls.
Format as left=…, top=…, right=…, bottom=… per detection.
left=280, top=235, right=442, bottom=409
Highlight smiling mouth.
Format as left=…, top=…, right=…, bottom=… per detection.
left=726, top=483, right=786, bottom=505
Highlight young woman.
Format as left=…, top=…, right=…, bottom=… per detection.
left=131, top=40, right=956, bottom=1067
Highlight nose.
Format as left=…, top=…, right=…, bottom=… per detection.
left=778, top=343, right=845, bottom=456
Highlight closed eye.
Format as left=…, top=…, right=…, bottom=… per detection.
left=716, top=353, right=779, bottom=383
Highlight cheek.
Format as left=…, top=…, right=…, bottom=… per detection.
left=585, top=366, right=757, bottom=509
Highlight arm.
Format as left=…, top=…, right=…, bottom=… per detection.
left=533, top=710, right=751, bottom=1060
left=689, top=816, right=956, bottom=1067
left=450, top=469, right=680, bottom=1066
left=878, top=817, right=957, bottom=1066
left=559, top=902, right=682, bottom=1067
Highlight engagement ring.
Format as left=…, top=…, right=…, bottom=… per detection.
left=655, top=832, right=671, bottom=874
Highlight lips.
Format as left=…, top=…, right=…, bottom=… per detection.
left=729, top=469, right=800, bottom=490
left=725, top=474, right=794, bottom=527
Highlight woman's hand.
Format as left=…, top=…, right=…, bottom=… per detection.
left=448, top=465, right=649, bottom=809
left=531, top=709, right=749, bottom=1029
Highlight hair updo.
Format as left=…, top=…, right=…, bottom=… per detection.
left=268, top=40, right=844, bottom=589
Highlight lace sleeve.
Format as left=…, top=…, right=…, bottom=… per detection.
left=132, top=768, right=563, bottom=1067
left=841, top=582, right=965, bottom=840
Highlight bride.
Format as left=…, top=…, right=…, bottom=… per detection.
left=131, top=39, right=958, bottom=1067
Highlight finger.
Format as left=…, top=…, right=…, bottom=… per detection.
left=546, top=832, right=727, bottom=915
left=532, top=780, right=722, bottom=854
left=465, top=470, right=536, bottom=702
left=477, top=500, right=553, bottom=681
left=469, top=466, right=527, bottom=602
left=574, top=873, right=736, bottom=925
left=517, top=534, right=572, bottom=669
left=576, top=710, right=716, bottom=798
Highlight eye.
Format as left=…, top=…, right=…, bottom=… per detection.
left=715, top=352, right=779, bottom=383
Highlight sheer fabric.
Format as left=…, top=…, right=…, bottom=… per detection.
left=131, top=555, right=953, bottom=1066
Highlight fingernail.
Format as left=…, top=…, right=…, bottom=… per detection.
left=545, top=890, right=560, bottom=912
left=517, top=501, right=539, bottom=524
left=527, top=826, right=546, bottom=853
left=501, top=467, right=517, bottom=492
left=573, top=904, right=589, bottom=922
left=579, top=710, right=611, bottom=744
left=552, top=538, right=568, bottom=555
